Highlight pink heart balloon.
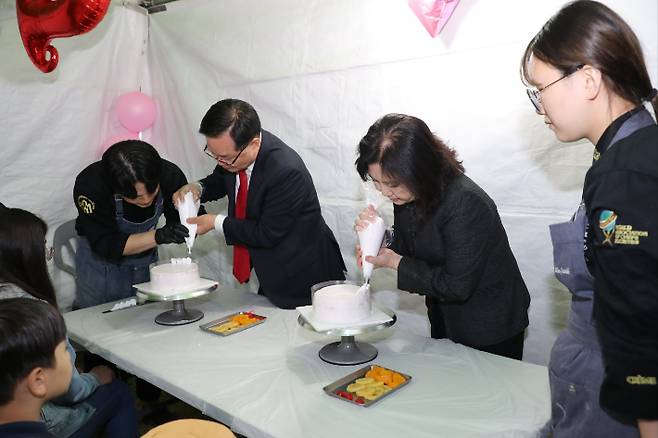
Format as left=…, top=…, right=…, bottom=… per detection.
left=408, top=0, right=460, bottom=37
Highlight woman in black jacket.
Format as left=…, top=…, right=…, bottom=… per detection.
left=354, top=114, right=530, bottom=360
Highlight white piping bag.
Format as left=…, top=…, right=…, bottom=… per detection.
left=176, top=191, right=200, bottom=254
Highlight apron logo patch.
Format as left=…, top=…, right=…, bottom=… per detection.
left=626, top=375, right=657, bottom=385
left=77, top=195, right=95, bottom=214
left=598, top=210, right=617, bottom=246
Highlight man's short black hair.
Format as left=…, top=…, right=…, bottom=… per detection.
left=0, top=298, right=67, bottom=405
left=101, top=140, right=162, bottom=198
left=199, top=99, right=261, bottom=150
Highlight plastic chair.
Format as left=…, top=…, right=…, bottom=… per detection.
left=53, top=219, right=78, bottom=276
left=141, top=419, right=237, bottom=438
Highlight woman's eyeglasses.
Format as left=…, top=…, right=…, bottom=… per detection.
left=526, top=64, right=584, bottom=114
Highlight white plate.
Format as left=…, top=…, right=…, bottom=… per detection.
left=296, top=305, right=393, bottom=332
left=133, top=278, right=218, bottom=297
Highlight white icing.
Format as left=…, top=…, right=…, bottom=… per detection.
left=150, top=258, right=200, bottom=291
left=312, top=284, right=371, bottom=325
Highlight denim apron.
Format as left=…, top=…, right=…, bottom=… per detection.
left=547, top=109, right=654, bottom=437
left=75, top=192, right=163, bottom=308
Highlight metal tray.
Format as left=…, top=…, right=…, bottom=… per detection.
left=323, top=364, right=412, bottom=407
left=199, top=312, right=266, bottom=337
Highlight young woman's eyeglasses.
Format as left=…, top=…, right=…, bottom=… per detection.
left=203, top=144, right=247, bottom=165
left=526, top=64, right=584, bottom=114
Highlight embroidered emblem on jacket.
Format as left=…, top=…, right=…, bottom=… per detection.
left=77, top=195, right=95, bottom=214
left=599, top=210, right=617, bottom=246
left=613, top=225, right=649, bottom=246
left=626, top=375, right=657, bottom=385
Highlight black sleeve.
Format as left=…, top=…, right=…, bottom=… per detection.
left=588, top=170, right=658, bottom=360
left=396, top=193, right=493, bottom=303
left=160, top=160, right=188, bottom=225
left=222, top=167, right=306, bottom=249
left=199, top=165, right=229, bottom=203
left=73, top=170, right=128, bottom=261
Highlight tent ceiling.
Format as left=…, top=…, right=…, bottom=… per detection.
left=139, top=0, right=179, bottom=14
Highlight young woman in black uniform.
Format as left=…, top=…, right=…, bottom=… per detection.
left=522, top=1, right=657, bottom=436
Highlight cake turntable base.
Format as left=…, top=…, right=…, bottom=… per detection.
left=136, top=284, right=218, bottom=326
left=298, top=306, right=396, bottom=366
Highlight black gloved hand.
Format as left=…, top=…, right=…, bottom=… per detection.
left=154, top=223, right=189, bottom=245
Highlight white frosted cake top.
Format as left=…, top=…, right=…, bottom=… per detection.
left=312, top=283, right=371, bottom=326
left=149, top=258, right=200, bottom=294
left=170, top=257, right=192, bottom=264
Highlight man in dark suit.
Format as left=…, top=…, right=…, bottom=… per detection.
left=175, top=99, right=345, bottom=309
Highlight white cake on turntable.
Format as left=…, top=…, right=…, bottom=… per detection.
left=312, top=283, right=372, bottom=326
left=149, top=257, right=200, bottom=291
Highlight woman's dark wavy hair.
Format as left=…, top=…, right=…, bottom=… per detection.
left=521, top=0, right=657, bottom=115
left=199, top=99, right=261, bottom=150
left=101, top=140, right=162, bottom=198
left=0, top=208, right=57, bottom=306
left=355, top=114, right=464, bottom=217
left=0, top=298, right=67, bottom=405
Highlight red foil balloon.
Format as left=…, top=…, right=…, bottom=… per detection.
left=16, top=0, right=111, bottom=73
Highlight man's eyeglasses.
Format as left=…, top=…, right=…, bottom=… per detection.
left=526, top=64, right=584, bottom=114
left=203, top=144, right=247, bottom=166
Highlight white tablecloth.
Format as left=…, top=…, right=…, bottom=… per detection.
left=64, top=289, right=550, bottom=438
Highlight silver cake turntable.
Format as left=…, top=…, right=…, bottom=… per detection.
left=298, top=280, right=397, bottom=366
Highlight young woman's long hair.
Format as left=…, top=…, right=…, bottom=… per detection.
left=355, top=114, right=464, bottom=218
left=0, top=208, right=57, bottom=306
left=521, top=0, right=657, bottom=114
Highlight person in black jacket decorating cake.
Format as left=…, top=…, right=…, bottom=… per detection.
left=354, top=114, right=530, bottom=360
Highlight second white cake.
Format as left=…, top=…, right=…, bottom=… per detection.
left=312, top=283, right=371, bottom=326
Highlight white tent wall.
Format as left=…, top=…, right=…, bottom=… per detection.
left=147, top=0, right=657, bottom=365
left=0, top=2, right=149, bottom=309
left=0, top=0, right=655, bottom=365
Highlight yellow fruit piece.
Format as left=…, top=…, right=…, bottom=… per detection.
left=212, top=321, right=239, bottom=333
left=355, top=377, right=375, bottom=384
left=346, top=383, right=365, bottom=392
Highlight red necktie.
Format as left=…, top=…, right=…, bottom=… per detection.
left=233, top=170, right=251, bottom=283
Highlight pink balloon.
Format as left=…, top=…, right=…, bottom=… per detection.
left=116, top=92, right=156, bottom=133
left=100, top=131, right=139, bottom=156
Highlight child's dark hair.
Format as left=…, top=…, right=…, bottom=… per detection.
left=0, top=298, right=67, bottom=404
